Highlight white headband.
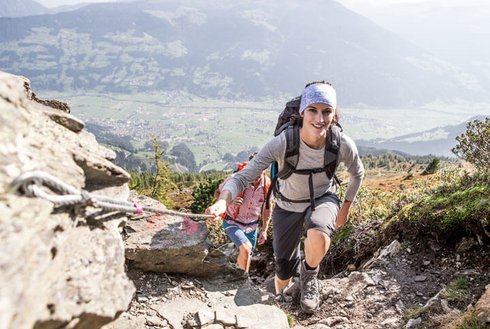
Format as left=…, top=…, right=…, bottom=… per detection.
left=299, top=83, right=337, bottom=113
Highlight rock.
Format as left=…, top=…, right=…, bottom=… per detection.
left=440, top=299, right=455, bottom=313
left=381, top=317, right=400, bottom=327
left=0, top=70, right=134, bottom=329
left=395, top=300, right=406, bottom=314
left=146, top=279, right=289, bottom=329
left=405, top=317, right=422, bottom=328
left=44, top=109, right=85, bottom=132
left=362, top=240, right=401, bottom=269
left=198, top=309, right=215, bottom=326
left=378, top=240, right=401, bottom=259
left=101, top=314, right=147, bottom=329
left=346, top=264, right=356, bottom=272
left=475, top=284, right=490, bottom=323
left=202, top=324, right=224, bottom=329
left=456, top=237, right=477, bottom=253
left=124, top=194, right=241, bottom=278
left=309, top=324, right=331, bottom=329
left=320, top=316, right=348, bottom=326
left=414, top=275, right=427, bottom=282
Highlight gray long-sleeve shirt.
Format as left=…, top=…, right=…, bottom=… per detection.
left=222, top=130, right=364, bottom=212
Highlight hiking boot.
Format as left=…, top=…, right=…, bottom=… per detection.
left=299, top=260, right=320, bottom=313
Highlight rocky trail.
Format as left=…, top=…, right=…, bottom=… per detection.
left=106, top=210, right=490, bottom=329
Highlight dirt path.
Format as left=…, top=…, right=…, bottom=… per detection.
left=103, top=237, right=489, bottom=329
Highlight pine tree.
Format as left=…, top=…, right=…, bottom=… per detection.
left=151, top=137, right=177, bottom=207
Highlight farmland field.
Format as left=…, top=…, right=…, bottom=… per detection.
left=42, top=91, right=490, bottom=167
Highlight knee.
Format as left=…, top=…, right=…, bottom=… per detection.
left=239, top=243, right=252, bottom=256
left=275, top=257, right=300, bottom=280
left=307, top=229, right=330, bottom=248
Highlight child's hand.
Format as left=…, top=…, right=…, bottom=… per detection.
left=232, top=197, right=243, bottom=206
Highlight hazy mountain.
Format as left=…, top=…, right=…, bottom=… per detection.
left=360, top=3, right=490, bottom=96
left=357, top=115, right=488, bottom=157
left=1, top=0, right=489, bottom=106
left=0, top=0, right=49, bottom=17
left=49, top=3, right=92, bottom=14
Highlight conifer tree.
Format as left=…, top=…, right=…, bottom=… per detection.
left=151, top=137, right=177, bottom=207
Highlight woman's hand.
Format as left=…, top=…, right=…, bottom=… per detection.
left=205, top=199, right=227, bottom=220
left=335, top=200, right=352, bottom=228
left=206, top=190, right=232, bottom=220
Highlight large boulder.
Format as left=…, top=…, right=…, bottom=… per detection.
left=125, top=192, right=242, bottom=278
left=0, top=71, right=135, bottom=329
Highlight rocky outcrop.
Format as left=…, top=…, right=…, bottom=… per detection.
left=125, top=192, right=243, bottom=278
left=0, top=71, right=135, bottom=329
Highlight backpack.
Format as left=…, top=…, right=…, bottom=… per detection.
left=227, top=161, right=271, bottom=220
left=266, top=96, right=343, bottom=211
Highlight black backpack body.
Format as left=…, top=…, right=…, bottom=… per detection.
left=266, top=96, right=342, bottom=211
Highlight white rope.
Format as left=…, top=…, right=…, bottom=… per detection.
left=10, top=171, right=214, bottom=221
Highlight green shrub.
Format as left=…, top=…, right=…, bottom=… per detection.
left=393, top=171, right=489, bottom=241
left=452, top=118, right=490, bottom=173
left=422, top=158, right=440, bottom=175
left=190, top=177, right=222, bottom=214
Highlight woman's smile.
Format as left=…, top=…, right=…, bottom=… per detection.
left=300, top=102, right=334, bottom=148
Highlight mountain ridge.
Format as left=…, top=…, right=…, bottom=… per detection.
left=1, top=0, right=489, bottom=106
left=357, top=114, right=488, bottom=157
left=0, top=0, right=49, bottom=17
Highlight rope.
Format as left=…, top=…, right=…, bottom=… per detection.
left=10, top=171, right=215, bottom=221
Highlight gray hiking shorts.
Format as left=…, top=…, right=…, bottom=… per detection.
left=272, top=193, right=340, bottom=280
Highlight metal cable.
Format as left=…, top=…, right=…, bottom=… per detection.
left=10, top=171, right=214, bottom=221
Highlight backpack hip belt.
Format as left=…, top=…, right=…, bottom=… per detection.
left=224, top=215, right=260, bottom=227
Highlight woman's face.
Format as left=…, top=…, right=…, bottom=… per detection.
left=300, top=102, right=335, bottom=139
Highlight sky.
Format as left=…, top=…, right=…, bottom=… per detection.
left=338, top=0, right=490, bottom=69
left=38, top=0, right=116, bottom=7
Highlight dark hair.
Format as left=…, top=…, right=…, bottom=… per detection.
left=304, top=80, right=333, bottom=89
left=303, top=80, right=340, bottom=123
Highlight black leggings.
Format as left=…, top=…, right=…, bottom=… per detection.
left=272, top=193, right=339, bottom=280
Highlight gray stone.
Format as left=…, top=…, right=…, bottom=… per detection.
left=101, top=314, right=147, bottom=329
left=234, top=304, right=289, bottom=329
left=378, top=240, right=401, bottom=259
left=0, top=71, right=134, bottom=329
left=198, top=309, right=215, bottom=326
left=405, top=317, right=422, bottom=328
left=215, top=307, right=237, bottom=326
left=124, top=194, right=241, bottom=277
left=202, top=325, right=224, bottom=329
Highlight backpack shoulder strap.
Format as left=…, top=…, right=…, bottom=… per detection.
left=324, top=123, right=343, bottom=179
left=278, top=123, right=300, bottom=180
left=262, top=174, right=271, bottom=207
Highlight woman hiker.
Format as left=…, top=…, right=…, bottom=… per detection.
left=206, top=81, right=364, bottom=313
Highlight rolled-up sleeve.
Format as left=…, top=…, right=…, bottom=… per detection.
left=340, top=134, right=364, bottom=202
